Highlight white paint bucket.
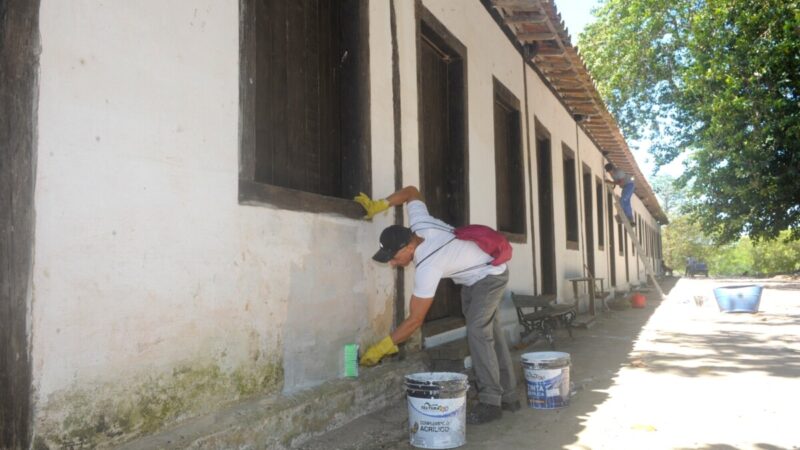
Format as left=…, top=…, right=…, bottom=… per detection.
left=521, top=351, right=571, bottom=409
left=405, top=372, right=469, bottom=449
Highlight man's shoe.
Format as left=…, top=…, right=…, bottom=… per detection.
left=501, top=400, right=521, bottom=412
left=466, top=403, right=502, bottom=425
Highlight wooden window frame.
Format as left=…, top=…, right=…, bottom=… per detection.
left=238, top=0, right=370, bottom=218
left=535, top=119, right=558, bottom=296
left=416, top=4, right=471, bottom=227
left=492, top=77, right=526, bottom=242
left=562, top=144, right=579, bottom=250
left=595, top=176, right=604, bottom=250
left=638, top=215, right=643, bottom=247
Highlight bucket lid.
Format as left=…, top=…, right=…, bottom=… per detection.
left=405, top=372, right=467, bottom=383
left=405, top=372, right=469, bottom=391
left=521, top=351, right=570, bottom=364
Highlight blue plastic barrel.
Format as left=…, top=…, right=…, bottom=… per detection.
left=712, top=285, right=763, bottom=313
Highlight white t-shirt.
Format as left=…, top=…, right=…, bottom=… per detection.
left=407, top=200, right=507, bottom=298
left=611, top=168, right=634, bottom=184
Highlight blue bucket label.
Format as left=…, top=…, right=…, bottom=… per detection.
left=524, top=367, right=570, bottom=409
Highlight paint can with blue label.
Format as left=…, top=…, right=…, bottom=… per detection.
left=521, top=351, right=571, bottom=409
left=405, top=372, right=469, bottom=449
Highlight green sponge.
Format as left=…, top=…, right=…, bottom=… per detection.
left=344, top=343, right=359, bottom=378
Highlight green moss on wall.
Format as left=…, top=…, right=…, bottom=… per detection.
left=36, top=357, right=283, bottom=449
left=232, top=360, right=283, bottom=397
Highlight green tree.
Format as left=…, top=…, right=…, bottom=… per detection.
left=708, top=238, right=753, bottom=276
left=579, top=0, right=800, bottom=242
left=663, top=220, right=799, bottom=275
left=661, top=215, right=714, bottom=272
left=650, top=174, right=687, bottom=217
left=750, top=230, right=800, bottom=274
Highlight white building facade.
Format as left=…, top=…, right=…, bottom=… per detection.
left=1, top=1, right=667, bottom=447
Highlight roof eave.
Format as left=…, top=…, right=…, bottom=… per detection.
left=484, top=0, right=669, bottom=225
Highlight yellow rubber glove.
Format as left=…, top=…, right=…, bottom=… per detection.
left=353, top=192, right=390, bottom=220
left=359, top=336, right=399, bottom=367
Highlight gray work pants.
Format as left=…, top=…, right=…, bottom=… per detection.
left=460, top=269, right=517, bottom=406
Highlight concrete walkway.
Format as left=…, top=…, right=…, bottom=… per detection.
left=301, top=277, right=800, bottom=450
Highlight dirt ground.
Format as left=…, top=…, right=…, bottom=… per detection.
left=302, top=276, right=800, bottom=450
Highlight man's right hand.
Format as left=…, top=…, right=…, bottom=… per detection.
left=360, top=336, right=399, bottom=366
left=354, top=193, right=390, bottom=220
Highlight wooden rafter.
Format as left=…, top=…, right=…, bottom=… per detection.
left=488, top=0, right=668, bottom=224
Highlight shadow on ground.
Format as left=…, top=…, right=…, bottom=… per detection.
left=300, top=278, right=680, bottom=449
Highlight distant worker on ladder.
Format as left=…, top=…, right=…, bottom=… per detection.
left=604, top=162, right=667, bottom=300
left=604, top=163, right=635, bottom=225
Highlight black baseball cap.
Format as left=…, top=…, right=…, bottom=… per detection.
left=372, top=225, right=413, bottom=263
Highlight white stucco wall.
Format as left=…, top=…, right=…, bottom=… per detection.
left=30, top=0, right=662, bottom=445
left=35, top=0, right=235, bottom=394
left=32, top=0, right=395, bottom=443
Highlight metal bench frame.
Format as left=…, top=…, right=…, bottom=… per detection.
left=511, top=293, right=576, bottom=349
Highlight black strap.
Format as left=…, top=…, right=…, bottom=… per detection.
left=449, top=262, right=493, bottom=277
left=416, top=236, right=456, bottom=268
left=412, top=221, right=455, bottom=269
left=413, top=222, right=494, bottom=275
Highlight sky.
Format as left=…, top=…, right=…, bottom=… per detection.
left=558, top=0, right=600, bottom=41
left=558, top=0, right=686, bottom=179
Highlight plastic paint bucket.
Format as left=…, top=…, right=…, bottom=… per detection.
left=631, top=293, right=646, bottom=308
left=521, top=352, right=571, bottom=409
left=405, top=372, right=469, bottom=449
left=713, top=285, right=763, bottom=313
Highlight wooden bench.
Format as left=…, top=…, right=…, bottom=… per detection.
left=511, top=293, right=577, bottom=349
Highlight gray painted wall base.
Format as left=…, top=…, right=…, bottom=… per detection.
left=118, top=353, right=428, bottom=450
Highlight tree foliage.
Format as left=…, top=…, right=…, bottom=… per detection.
left=579, top=0, right=800, bottom=242
left=661, top=214, right=714, bottom=271
left=663, top=218, right=799, bottom=276
left=650, top=174, right=687, bottom=216
left=750, top=230, right=800, bottom=274
left=708, top=239, right=754, bottom=276
left=655, top=175, right=799, bottom=275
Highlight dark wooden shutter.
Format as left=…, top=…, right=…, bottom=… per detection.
left=596, top=179, right=604, bottom=248
left=537, top=131, right=557, bottom=295
left=493, top=82, right=524, bottom=235
left=417, top=14, right=468, bottom=324
left=256, top=0, right=342, bottom=196
left=563, top=148, right=578, bottom=245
